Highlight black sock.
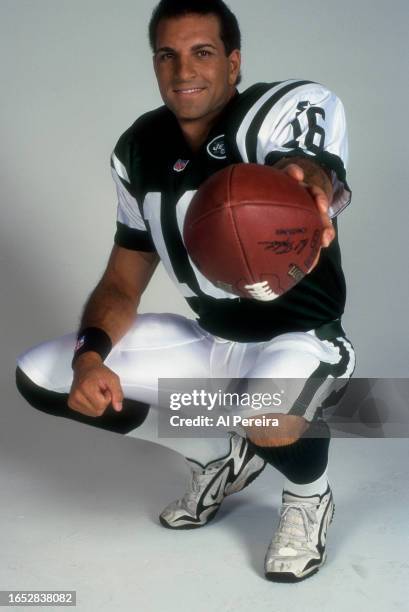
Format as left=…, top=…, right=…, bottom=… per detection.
left=247, top=419, right=330, bottom=484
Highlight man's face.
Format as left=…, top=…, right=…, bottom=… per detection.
left=153, top=13, right=241, bottom=125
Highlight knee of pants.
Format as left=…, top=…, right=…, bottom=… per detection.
left=15, top=366, right=151, bottom=433
left=15, top=366, right=69, bottom=414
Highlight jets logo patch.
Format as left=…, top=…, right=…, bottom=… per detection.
left=173, top=159, right=190, bottom=172
left=207, top=135, right=226, bottom=159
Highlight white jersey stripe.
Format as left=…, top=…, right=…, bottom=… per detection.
left=236, top=80, right=301, bottom=162
left=111, top=152, right=130, bottom=183
left=111, top=167, right=148, bottom=231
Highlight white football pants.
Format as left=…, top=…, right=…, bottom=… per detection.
left=17, top=313, right=355, bottom=464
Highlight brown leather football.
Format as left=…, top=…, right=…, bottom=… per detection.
left=183, top=163, right=323, bottom=301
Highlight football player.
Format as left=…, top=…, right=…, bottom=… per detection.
left=16, top=0, right=355, bottom=582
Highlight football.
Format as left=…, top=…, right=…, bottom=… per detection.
left=183, top=163, right=324, bottom=301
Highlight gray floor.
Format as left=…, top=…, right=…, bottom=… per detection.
left=1, top=380, right=408, bottom=612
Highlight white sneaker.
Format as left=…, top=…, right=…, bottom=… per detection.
left=159, top=433, right=266, bottom=529
left=264, top=484, right=335, bottom=582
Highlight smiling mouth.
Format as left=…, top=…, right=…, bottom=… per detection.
left=173, top=87, right=205, bottom=95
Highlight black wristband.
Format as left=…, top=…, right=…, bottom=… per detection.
left=71, top=327, right=113, bottom=369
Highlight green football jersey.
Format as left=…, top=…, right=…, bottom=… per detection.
left=111, top=79, right=351, bottom=341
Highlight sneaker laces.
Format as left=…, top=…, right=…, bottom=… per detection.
left=182, top=463, right=224, bottom=510
left=273, top=501, right=318, bottom=550
left=182, top=436, right=236, bottom=510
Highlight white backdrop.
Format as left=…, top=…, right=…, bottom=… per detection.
left=1, top=4, right=408, bottom=610
left=1, top=0, right=408, bottom=378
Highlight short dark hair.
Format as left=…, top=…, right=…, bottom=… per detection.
left=148, top=0, right=241, bottom=57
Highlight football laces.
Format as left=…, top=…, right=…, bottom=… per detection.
left=244, top=280, right=279, bottom=301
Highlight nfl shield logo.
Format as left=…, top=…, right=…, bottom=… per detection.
left=173, top=159, right=190, bottom=172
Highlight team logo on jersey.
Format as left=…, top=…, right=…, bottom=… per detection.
left=207, top=135, right=226, bottom=159
left=173, top=159, right=190, bottom=172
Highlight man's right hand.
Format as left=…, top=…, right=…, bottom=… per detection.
left=68, top=352, right=123, bottom=417
left=67, top=245, right=158, bottom=418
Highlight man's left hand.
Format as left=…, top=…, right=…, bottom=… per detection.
left=277, top=163, right=335, bottom=271
left=279, top=162, right=335, bottom=250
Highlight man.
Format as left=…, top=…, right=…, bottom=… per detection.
left=16, top=0, right=355, bottom=582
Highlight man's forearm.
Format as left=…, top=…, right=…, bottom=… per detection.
left=73, top=247, right=158, bottom=368
left=273, top=156, right=333, bottom=202
left=79, top=281, right=139, bottom=346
